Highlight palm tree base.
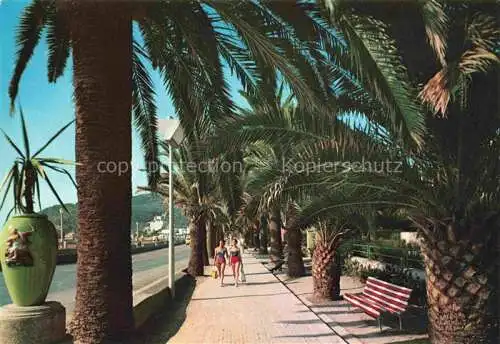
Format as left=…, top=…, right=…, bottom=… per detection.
left=422, top=234, right=498, bottom=344
left=312, top=242, right=342, bottom=301
left=286, top=226, right=305, bottom=277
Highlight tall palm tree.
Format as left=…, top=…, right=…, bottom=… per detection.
left=210, top=61, right=396, bottom=275
left=232, top=1, right=498, bottom=341
left=9, top=1, right=344, bottom=341
left=244, top=140, right=285, bottom=261
left=142, top=137, right=241, bottom=276
left=211, top=4, right=497, bottom=342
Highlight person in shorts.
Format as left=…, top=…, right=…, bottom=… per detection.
left=213, top=240, right=229, bottom=286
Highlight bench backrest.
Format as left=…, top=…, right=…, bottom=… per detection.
left=362, top=277, right=412, bottom=314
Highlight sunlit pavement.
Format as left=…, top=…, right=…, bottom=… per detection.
left=168, top=253, right=346, bottom=344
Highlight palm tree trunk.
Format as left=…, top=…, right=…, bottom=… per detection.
left=312, top=236, right=342, bottom=301
left=269, top=208, right=283, bottom=261
left=421, top=234, right=498, bottom=344
left=287, top=226, right=305, bottom=277
left=284, top=203, right=304, bottom=277
left=254, top=230, right=261, bottom=250
left=245, top=229, right=253, bottom=248
left=202, top=223, right=209, bottom=267
left=68, top=2, right=133, bottom=343
left=259, top=214, right=268, bottom=255
left=188, top=214, right=206, bottom=276
left=206, top=219, right=215, bottom=259
left=214, top=225, right=222, bottom=245
left=253, top=220, right=261, bottom=250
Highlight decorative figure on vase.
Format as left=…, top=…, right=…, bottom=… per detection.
left=5, top=226, right=34, bottom=267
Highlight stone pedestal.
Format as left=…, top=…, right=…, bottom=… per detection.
left=0, top=301, right=66, bottom=344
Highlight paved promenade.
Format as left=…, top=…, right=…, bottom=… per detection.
left=168, top=253, right=346, bottom=344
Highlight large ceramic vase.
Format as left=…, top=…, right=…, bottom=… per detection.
left=0, top=214, right=58, bottom=306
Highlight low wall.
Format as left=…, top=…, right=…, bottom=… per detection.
left=0, top=243, right=178, bottom=272
left=133, top=273, right=193, bottom=329
left=56, top=274, right=193, bottom=343
left=57, top=243, right=172, bottom=265
left=350, top=256, right=425, bottom=280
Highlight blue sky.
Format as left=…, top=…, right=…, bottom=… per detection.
left=0, top=0, right=247, bottom=221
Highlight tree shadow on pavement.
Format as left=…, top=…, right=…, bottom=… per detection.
left=129, top=275, right=197, bottom=344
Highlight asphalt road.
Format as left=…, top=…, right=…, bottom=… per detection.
left=0, top=245, right=191, bottom=312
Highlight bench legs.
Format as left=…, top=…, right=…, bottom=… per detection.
left=376, top=314, right=403, bottom=332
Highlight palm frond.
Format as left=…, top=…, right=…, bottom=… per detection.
left=420, top=13, right=500, bottom=116
left=46, top=1, right=70, bottom=83
left=37, top=167, right=69, bottom=212
left=321, top=2, right=426, bottom=148
left=0, top=169, right=15, bottom=212
left=9, top=0, right=51, bottom=109
left=208, top=1, right=322, bottom=111
left=132, top=41, right=160, bottom=187
left=39, top=162, right=77, bottom=188
left=419, top=0, right=448, bottom=66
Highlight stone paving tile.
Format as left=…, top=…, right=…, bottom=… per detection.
left=168, top=254, right=346, bottom=344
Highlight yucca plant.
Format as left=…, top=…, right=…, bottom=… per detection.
left=0, top=108, right=75, bottom=218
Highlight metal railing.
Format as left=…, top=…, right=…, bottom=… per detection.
left=341, top=243, right=424, bottom=269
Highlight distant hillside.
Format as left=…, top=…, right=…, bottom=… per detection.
left=41, top=193, right=187, bottom=233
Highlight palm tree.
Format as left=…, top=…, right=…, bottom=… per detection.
left=310, top=220, right=349, bottom=301
left=243, top=140, right=285, bottom=261
left=141, top=139, right=240, bottom=276
left=9, top=1, right=345, bottom=340
left=320, top=2, right=499, bottom=342
left=211, top=4, right=497, bottom=342
left=210, top=63, right=397, bottom=275
left=234, top=1, right=498, bottom=341
left=282, top=201, right=306, bottom=277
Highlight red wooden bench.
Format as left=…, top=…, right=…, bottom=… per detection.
left=344, top=276, right=412, bottom=331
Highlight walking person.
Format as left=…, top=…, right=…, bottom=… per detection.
left=229, top=238, right=242, bottom=287
left=213, top=240, right=229, bottom=287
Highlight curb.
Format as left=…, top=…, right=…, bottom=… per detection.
left=294, top=292, right=363, bottom=344
left=133, top=273, right=191, bottom=329
left=58, top=273, right=192, bottom=343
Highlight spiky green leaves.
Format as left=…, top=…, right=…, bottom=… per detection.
left=0, top=108, right=75, bottom=218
